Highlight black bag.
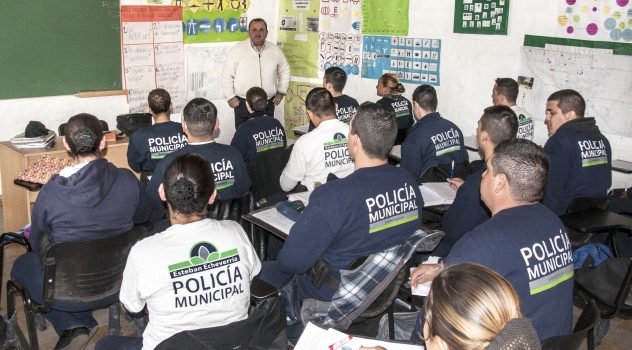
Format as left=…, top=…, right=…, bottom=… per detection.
left=575, top=254, right=631, bottom=305
left=116, top=113, right=152, bottom=136
left=277, top=274, right=303, bottom=338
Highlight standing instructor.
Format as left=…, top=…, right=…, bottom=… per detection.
left=222, top=18, right=291, bottom=130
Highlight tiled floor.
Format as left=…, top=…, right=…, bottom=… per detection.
left=0, top=200, right=631, bottom=349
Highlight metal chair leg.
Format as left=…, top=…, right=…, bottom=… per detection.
left=108, top=303, right=121, bottom=336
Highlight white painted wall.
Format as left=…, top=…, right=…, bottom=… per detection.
left=1, top=0, right=630, bottom=196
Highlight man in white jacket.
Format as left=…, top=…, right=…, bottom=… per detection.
left=222, top=18, right=291, bottom=130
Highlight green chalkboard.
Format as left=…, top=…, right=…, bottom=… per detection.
left=0, top=1, right=122, bottom=99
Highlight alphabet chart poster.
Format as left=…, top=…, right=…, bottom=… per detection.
left=453, top=0, right=510, bottom=35
left=177, top=0, right=249, bottom=43
left=361, top=35, right=442, bottom=86
left=318, top=32, right=363, bottom=75
left=555, top=0, right=632, bottom=42
left=121, top=6, right=186, bottom=112
left=362, top=0, right=409, bottom=36
left=319, top=0, right=362, bottom=34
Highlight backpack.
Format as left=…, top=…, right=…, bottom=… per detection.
left=116, top=113, right=152, bottom=137
left=574, top=244, right=631, bottom=305
left=572, top=243, right=613, bottom=269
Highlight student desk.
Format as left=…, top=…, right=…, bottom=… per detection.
left=0, top=137, right=136, bottom=232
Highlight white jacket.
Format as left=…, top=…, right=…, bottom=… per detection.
left=221, top=39, right=291, bottom=100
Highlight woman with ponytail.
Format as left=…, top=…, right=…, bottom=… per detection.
left=376, top=73, right=414, bottom=145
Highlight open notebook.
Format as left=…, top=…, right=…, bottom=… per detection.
left=419, top=182, right=457, bottom=206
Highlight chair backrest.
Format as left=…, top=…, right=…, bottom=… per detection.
left=207, top=191, right=264, bottom=259
left=246, top=147, right=292, bottom=201
left=566, top=197, right=609, bottom=214
left=419, top=160, right=472, bottom=183
left=41, top=225, right=148, bottom=307
left=541, top=299, right=600, bottom=350
left=154, top=297, right=288, bottom=350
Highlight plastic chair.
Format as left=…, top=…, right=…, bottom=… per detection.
left=573, top=258, right=632, bottom=344
left=541, top=299, right=601, bottom=350
left=207, top=191, right=265, bottom=260
left=419, top=160, right=472, bottom=183
left=5, top=225, right=148, bottom=350
left=154, top=297, right=288, bottom=350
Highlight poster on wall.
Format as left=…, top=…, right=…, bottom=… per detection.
left=318, top=32, right=363, bottom=75
left=556, top=0, right=632, bottom=42
left=319, top=0, right=362, bottom=33
left=362, top=35, right=442, bottom=86
left=185, top=45, right=234, bottom=101
left=277, top=0, right=320, bottom=78
left=121, top=6, right=186, bottom=112
left=453, top=0, right=510, bottom=35
left=284, top=81, right=321, bottom=138
left=362, top=0, right=409, bottom=36
left=178, top=0, right=250, bottom=43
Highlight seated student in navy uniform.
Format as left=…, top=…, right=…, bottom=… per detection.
left=126, top=88, right=188, bottom=174
left=411, top=139, right=574, bottom=343
left=146, top=98, right=251, bottom=223
left=492, top=78, right=535, bottom=140
left=259, top=101, right=423, bottom=304
left=308, top=67, right=359, bottom=132
left=542, top=89, right=612, bottom=215
left=280, top=88, right=354, bottom=192
left=230, top=87, right=286, bottom=162
left=434, top=105, right=518, bottom=256
left=400, top=84, right=468, bottom=180
left=375, top=73, right=414, bottom=145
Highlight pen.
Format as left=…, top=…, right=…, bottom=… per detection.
left=414, top=265, right=442, bottom=282
left=450, top=160, right=455, bottom=179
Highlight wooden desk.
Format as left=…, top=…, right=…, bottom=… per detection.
left=0, top=137, right=137, bottom=232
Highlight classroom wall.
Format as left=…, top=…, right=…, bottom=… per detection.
left=1, top=0, right=630, bottom=197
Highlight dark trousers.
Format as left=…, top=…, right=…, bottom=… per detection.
left=10, top=252, right=119, bottom=335
left=95, top=336, right=143, bottom=350
left=234, top=96, right=276, bottom=130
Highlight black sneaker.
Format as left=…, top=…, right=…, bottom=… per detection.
left=53, top=327, right=96, bottom=350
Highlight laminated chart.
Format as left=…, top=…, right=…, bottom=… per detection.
left=284, top=82, right=321, bottom=139
left=121, top=6, right=186, bottom=113
left=177, top=0, right=250, bottom=43
left=318, top=32, right=363, bottom=75
left=319, top=0, right=362, bottom=33
left=454, top=0, right=510, bottom=35
left=362, top=36, right=441, bottom=86
left=278, top=0, right=320, bottom=78
left=362, top=0, right=409, bottom=36
left=556, top=0, right=632, bottom=41
left=186, top=45, right=233, bottom=101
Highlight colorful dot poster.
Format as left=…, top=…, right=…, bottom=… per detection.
left=284, top=81, right=321, bottom=139
left=453, top=0, right=510, bottom=35
left=361, top=36, right=442, bottom=86
left=362, top=0, right=409, bottom=36
left=177, top=0, right=250, bottom=43
left=556, top=0, right=632, bottom=42
left=318, top=32, right=363, bottom=75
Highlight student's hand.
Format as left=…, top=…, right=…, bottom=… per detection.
left=227, top=97, right=240, bottom=108
left=410, top=263, right=443, bottom=287
left=447, top=177, right=464, bottom=191
left=273, top=92, right=285, bottom=105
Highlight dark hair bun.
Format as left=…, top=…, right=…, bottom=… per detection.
left=73, top=129, right=98, bottom=153
left=167, top=177, right=195, bottom=206
left=253, top=97, right=268, bottom=112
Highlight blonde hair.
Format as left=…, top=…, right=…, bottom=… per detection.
left=379, top=73, right=405, bottom=94
left=424, top=263, right=522, bottom=350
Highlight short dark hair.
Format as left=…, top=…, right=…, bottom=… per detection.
left=324, top=67, right=347, bottom=92
left=305, top=87, right=336, bottom=118
left=249, top=18, right=267, bottom=30
left=163, top=153, right=216, bottom=216
left=380, top=73, right=405, bottom=93
left=491, top=139, right=550, bottom=202
left=246, top=87, right=268, bottom=113
left=64, top=113, right=104, bottom=158
left=412, top=84, right=438, bottom=112
left=148, top=88, right=171, bottom=115
left=350, top=102, right=397, bottom=159
left=480, top=105, right=518, bottom=145
left=495, top=78, right=519, bottom=103
left=547, top=89, right=585, bottom=118
left=183, top=98, right=217, bottom=138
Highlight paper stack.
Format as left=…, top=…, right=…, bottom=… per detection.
left=10, top=131, right=56, bottom=149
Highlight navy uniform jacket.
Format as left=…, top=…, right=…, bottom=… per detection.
left=146, top=142, right=251, bottom=223
left=400, top=112, right=469, bottom=179
left=127, top=121, right=187, bottom=172
left=230, top=114, right=287, bottom=161
left=542, top=118, right=612, bottom=215
left=376, top=94, right=413, bottom=130
left=334, top=95, right=359, bottom=124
